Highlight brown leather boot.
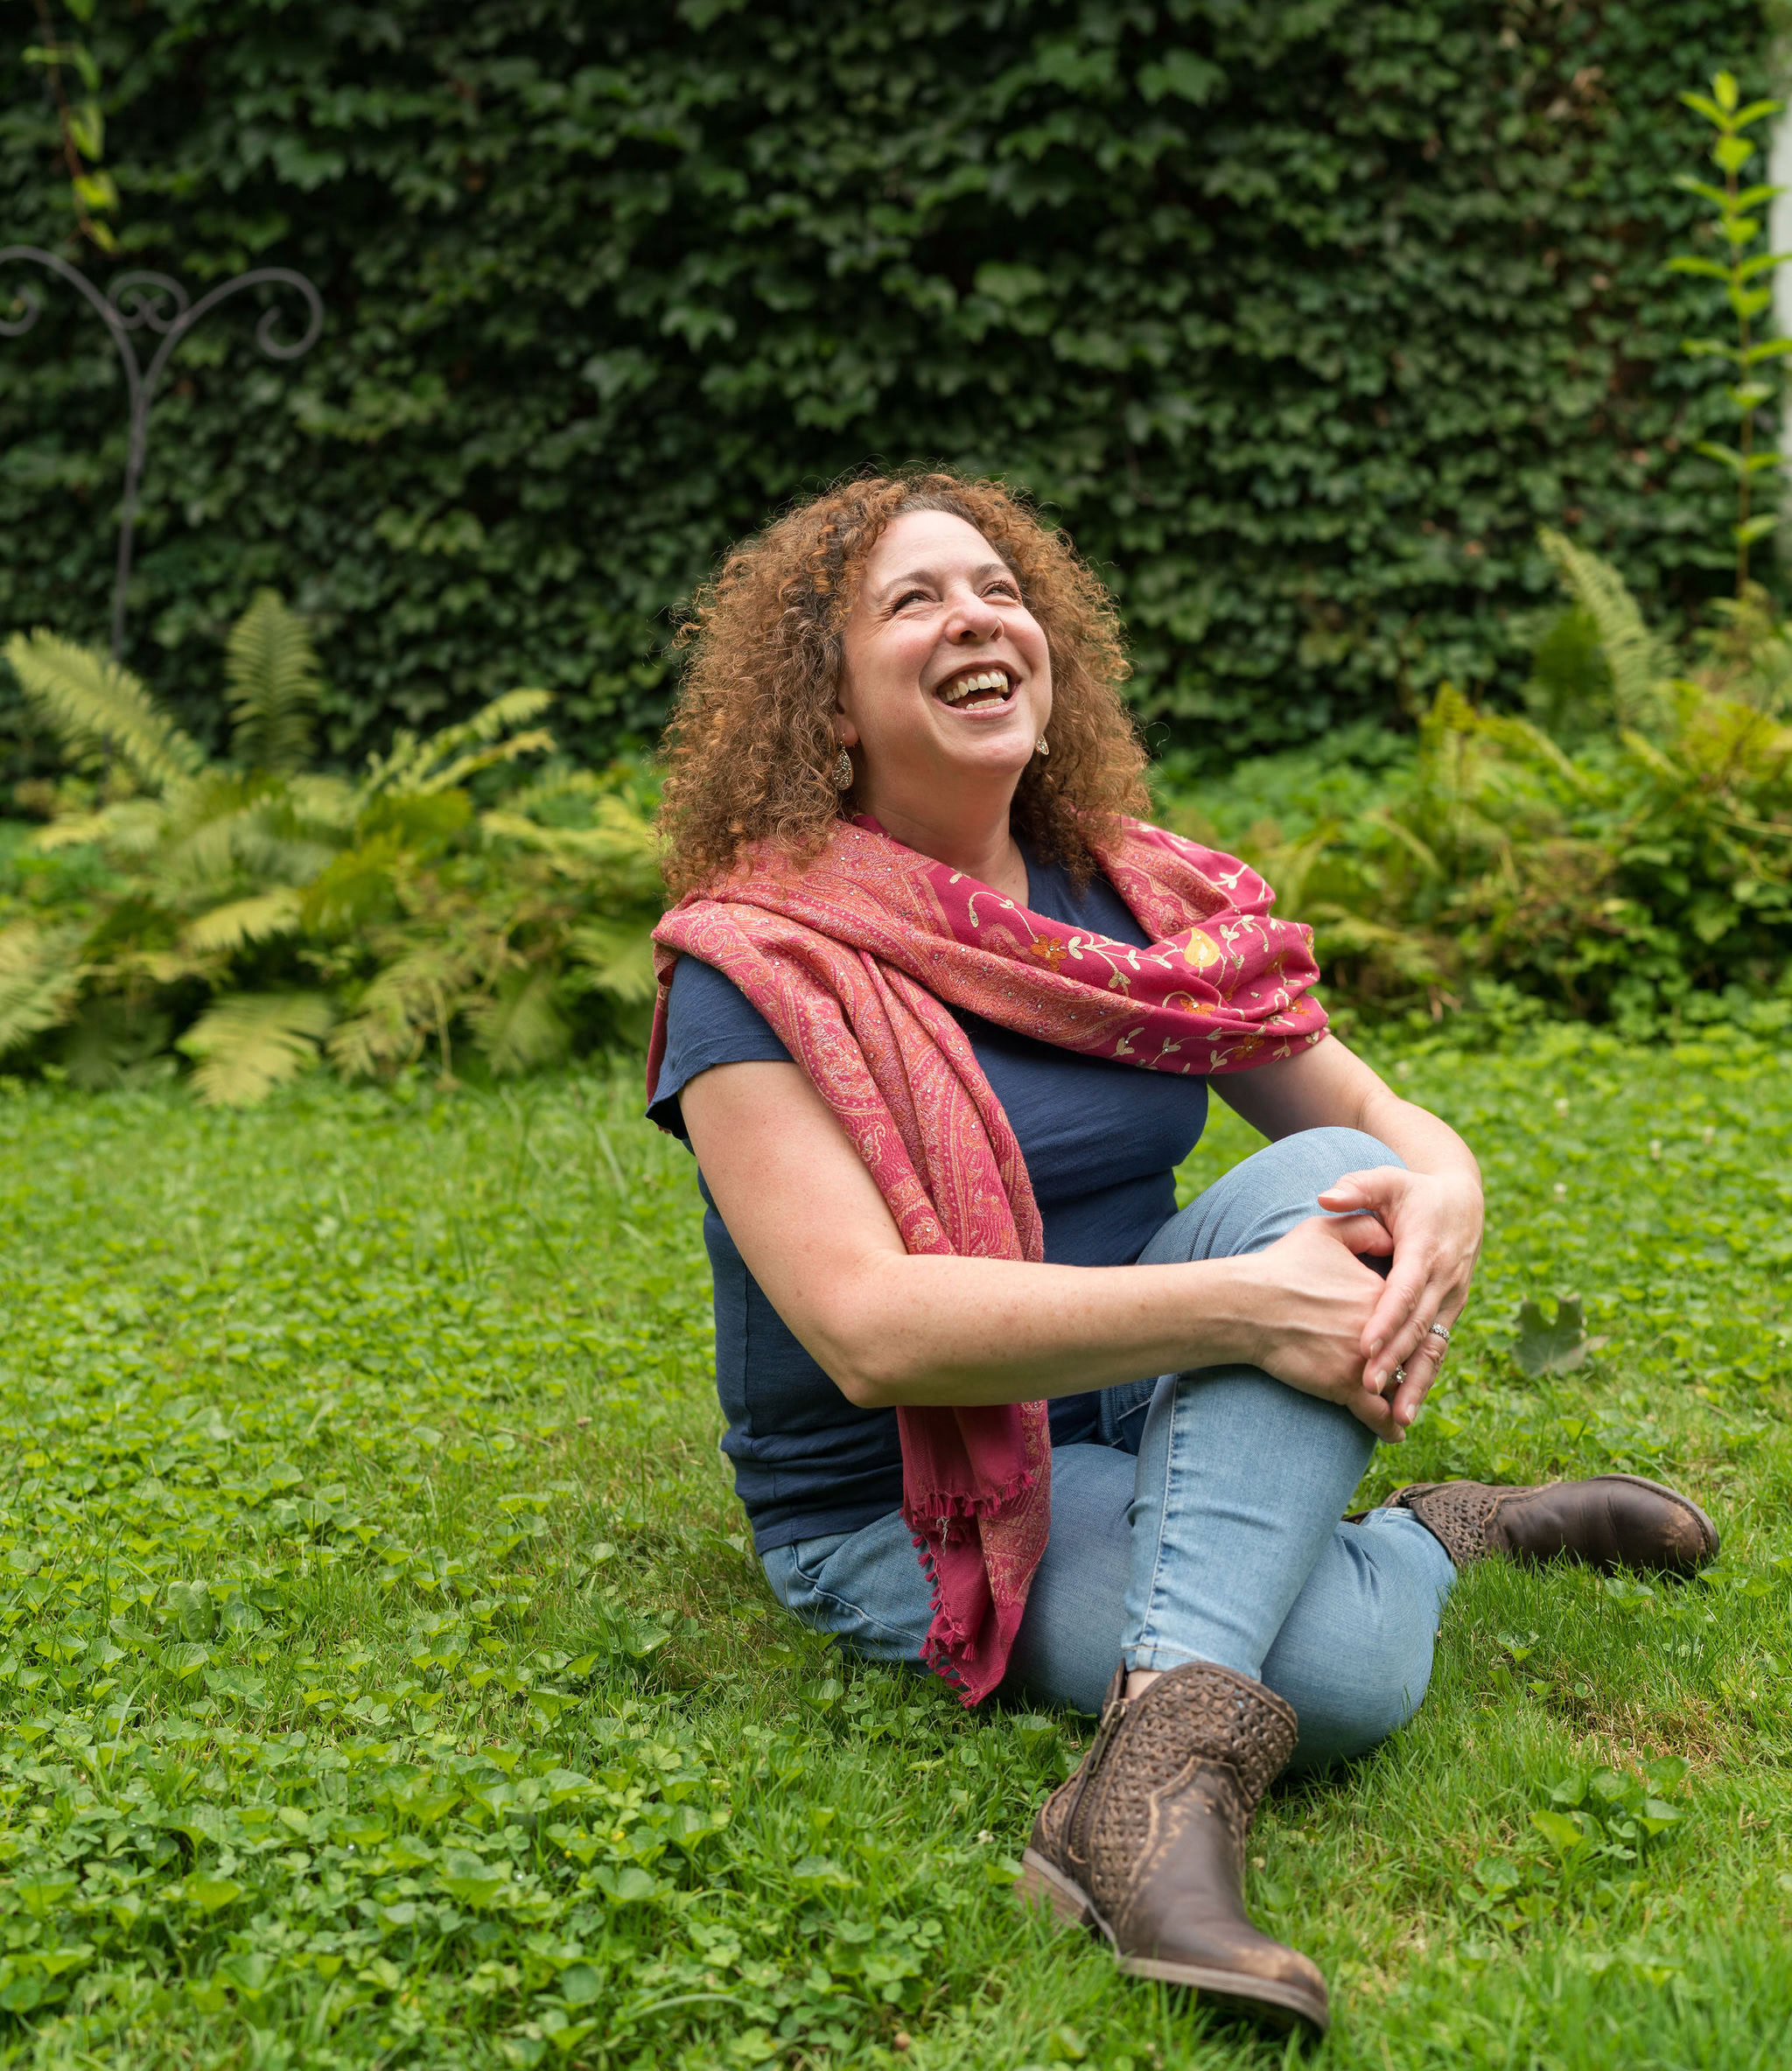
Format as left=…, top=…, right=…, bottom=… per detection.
left=1390, top=1474, right=1718, bottom=1574
left=1016, top=1662, right=1328, bottom=2034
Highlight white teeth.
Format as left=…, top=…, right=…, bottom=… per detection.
left=939, top=668, right=1011, bottom=705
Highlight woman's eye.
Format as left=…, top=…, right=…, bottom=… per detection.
left=892, top=589, right=929, bottom=612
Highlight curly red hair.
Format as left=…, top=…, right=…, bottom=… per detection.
left=657, top=471, right=1150, bottom=896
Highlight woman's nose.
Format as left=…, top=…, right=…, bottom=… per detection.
left=946, top=595, right=1001, bottom=642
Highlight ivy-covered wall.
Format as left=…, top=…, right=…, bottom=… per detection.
left=0, top=0, right=1772, bottom=770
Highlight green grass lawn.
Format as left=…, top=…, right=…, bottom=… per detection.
left=1, top=1032, right=1789, bottom=2069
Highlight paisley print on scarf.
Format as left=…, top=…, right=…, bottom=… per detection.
left=648, top=815, right=1326, bottom=1704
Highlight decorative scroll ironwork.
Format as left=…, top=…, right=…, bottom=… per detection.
left=0, top=249, right=324, bottom=657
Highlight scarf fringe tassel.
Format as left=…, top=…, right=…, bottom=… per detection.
left=911, top=1530, right=990, bottom=1707
left=902, top=1465, right=1038, bottom=1539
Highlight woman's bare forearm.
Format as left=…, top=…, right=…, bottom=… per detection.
left=681, top=1057, right=1400, bottom=1431
left=1352, top=1081, right=1480, bottom=1187
left=828, top=1068, right=1479, bottom=1410
left=809, top=1250, right=1270, bottom=1410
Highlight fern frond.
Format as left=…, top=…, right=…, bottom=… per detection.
left=177, top=991, right=334, bottom=1106
left=225, top=591, right=320, bottom=773
left=1473, top=710, right=1588, bottom=786
left=466, top=966, right=570, bottom=1075
left=359, top=689, right=555, bottom=801
left=326, top=998, right=418, bottom=1081
left=358, top=726, right=423, bottom=799
left=1618, top=730, right=1684, bottom=782
left=31, top=817, right=109, bottom=854
left=150, top=784, right=333, bottom=898
left=225, top=814, right=337, bottom=887
left=327, top=941, right=478, bottom=1078
left=1367, top=807, right=1446, bottom=882
left=568, top=919, right=659, bottom=1004
left=57, top=997, right=173, bottom=1091
left=483, top=794, right=659, bottom=867
left=1536, top=529, right=1670, bottom=732
left=478, top=810, right=554, bottom=851
left=4, top=631, right=206, bottom=794
left=423, top=730, right=556, bottom=799
left=182, top=888, right=304, bottom=955
left=300, top=833, right=404, bottom=936
left=0, top=922, right=85, bottom=1056
left=284, top=773, right=360, bottom=834
left=427, top=688, right=553, bottom=756
left=1235, top=822, right=1336, bottom=919
left=33, top=797, right=169, bottom=857
left=505, top=767, right=605, bottom=814
left=152, top=793, right=256, bottom=895
left=1303, top=906, right=1453, bottom=990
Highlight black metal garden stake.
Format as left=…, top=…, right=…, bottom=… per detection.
left=0, top=249, right=323, bottom=656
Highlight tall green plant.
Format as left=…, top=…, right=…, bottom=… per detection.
left=1, top=598, right=663, bottom=1101
left=1669, top=71, right=1792, bottom=590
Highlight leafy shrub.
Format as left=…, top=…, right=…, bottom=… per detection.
left=1161, top=533, right=1792, bottom=1038
left=0, top=595, right=660, bottom=1100
left=0, top=0, right=1767, bottom=776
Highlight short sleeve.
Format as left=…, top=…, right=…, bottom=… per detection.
left=647, top=954, right=794, bottom=1140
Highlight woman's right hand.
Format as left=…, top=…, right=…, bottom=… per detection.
left=1238, top=1213, right=1406, bottom=1438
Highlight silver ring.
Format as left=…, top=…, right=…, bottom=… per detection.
left=1428, top=1321, right=1451, bottom=1341
left=1393, top=1365, right=1407, bottom=1385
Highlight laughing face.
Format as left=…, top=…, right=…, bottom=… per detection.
left=836, top=509, right=1054, bottom=815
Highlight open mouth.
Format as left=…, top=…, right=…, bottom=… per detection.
left=933, top=665, right=1016, bottom=712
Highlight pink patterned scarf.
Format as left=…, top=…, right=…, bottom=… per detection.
left=648, top=815, right=1327, bottom=1704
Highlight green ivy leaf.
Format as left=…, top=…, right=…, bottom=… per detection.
left=592, top=1865, right=659, bottom=1904
left=437, top=1850, right=510, bottom=1907
left=788, top=1855, right=856, bottom=1891
left=179, top=1877, right=245, bottom=1914
left=1531, top=1809, right=1590, bottom=1858
left=1513, top=1294, right=1587, bottom=1376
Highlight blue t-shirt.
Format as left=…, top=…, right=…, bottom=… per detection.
left=648, top=851, right=1209, bottom=1551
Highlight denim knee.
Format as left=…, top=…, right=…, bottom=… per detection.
left=759, top=1522, right=934, bottom=1665
left=1227, top=1127, right=1407, bottom=1221
left=1261, top=1127, right=1405, bottom=1277
left=1139, top=1126, right=1407, bottom=1267
left=1260, top=1512, right=1454, bottom=1770
left=1279, top=1627, right=1436, bottom=1772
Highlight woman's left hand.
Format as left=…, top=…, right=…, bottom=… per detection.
left=1315, top=1165, right=1484, bottom=1432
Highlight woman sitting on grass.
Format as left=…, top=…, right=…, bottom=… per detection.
left=644, top=471, right=1716, bottom=2036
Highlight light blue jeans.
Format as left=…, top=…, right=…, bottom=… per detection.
left=761, top=1128, right=1458, bottom=1767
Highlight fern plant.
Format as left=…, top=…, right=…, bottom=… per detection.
left=1162, top=536, right=1792, bottom=1034
left=224, top=590, right=319, bottom=773
left=1, top=595, right=663, bottom=1101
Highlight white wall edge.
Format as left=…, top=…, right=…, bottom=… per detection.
left=1770, top=99, right=1792, bottom=487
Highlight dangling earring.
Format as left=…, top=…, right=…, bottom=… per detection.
left=832, top=745, right=854, bottom=790
left=1034, top=734, right=1050, bottom=758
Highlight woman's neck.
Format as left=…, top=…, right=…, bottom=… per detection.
left=859, top=787, right=1029, bottom=904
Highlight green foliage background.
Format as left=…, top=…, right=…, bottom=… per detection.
left=0, top=0, right=1775, bottom=777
